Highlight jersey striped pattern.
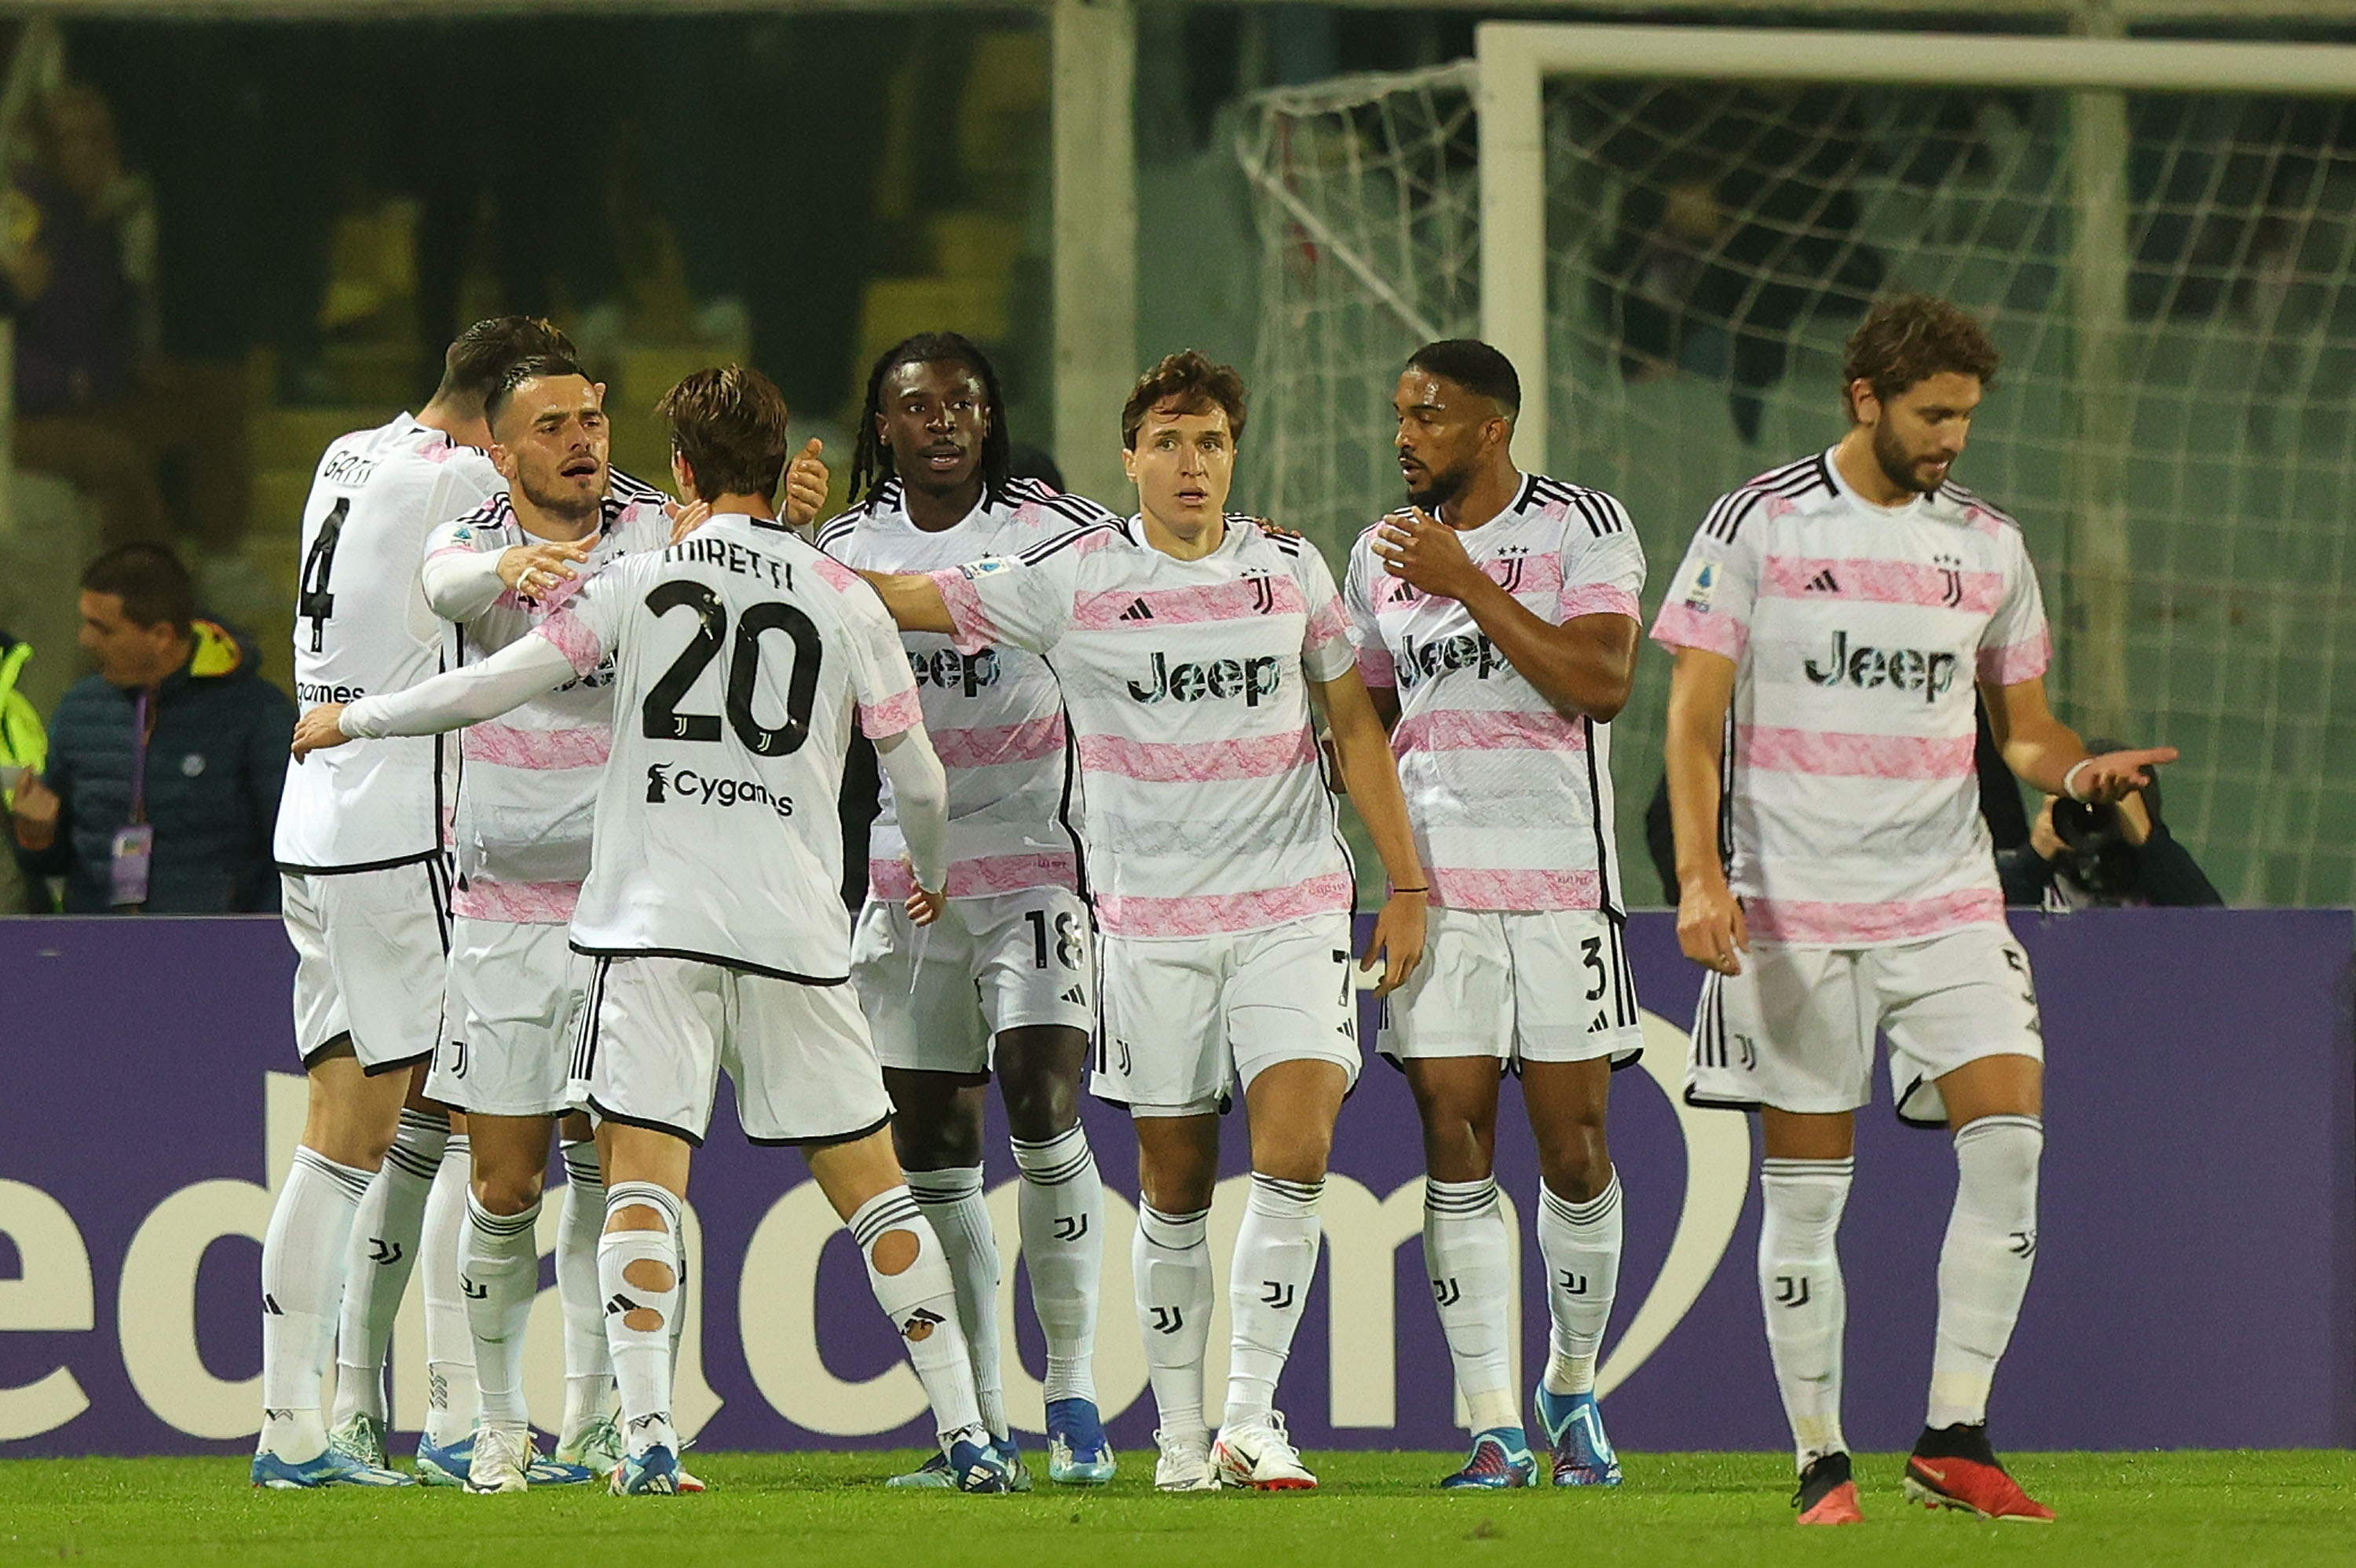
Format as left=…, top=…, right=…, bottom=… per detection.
left=818, top=476, right=1117, bottom=901
left=1345, top=473, right=1646, bottom=913
left=933, top=514, right=1358, bottom=938
left=425, top=480, right=672, bottom=923
left=1651, top=451, right=2051, bottom=945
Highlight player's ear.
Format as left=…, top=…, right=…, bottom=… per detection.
left=671, top=449, right=696, bottom=499
left=1847, top=379, right=1880, bottom=426
left=1120, top=444, right=1139, bottom=484
left=489, top=443, right=518, bottom=481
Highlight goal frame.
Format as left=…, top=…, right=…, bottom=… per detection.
left=1474, top=20, right=2356, bottom=729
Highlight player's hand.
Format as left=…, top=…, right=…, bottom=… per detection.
left=667, top=499, right=712, bottom=546
left=1677, top=874, right=1748, bottom=976
left=498, top=538, right=593, bottom=600
left=905, top=883, right=946, bottom=927
left=1361, top=888, right=1428, bottom=997
left=781, top=438, right=829, bottom=529
left=1373, top=508, right=1483, bottom=601
left=291, top=704, right=355, bottom=760
left=2068, top=746, right=2179, bottom=804
left=9, top=772, right=59, bottom=850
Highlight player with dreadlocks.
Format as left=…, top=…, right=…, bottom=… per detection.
left=818, top=333, right=1122, bottom=1488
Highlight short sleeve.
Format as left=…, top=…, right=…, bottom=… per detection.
left=1290, top=535, right=1358, bottom=685
left=1556, top=496, right=1647, bottom=623
left=1977, top=531, right=2052, bottom=685
left=843, top=582, right=925, bottom=738
left=532, top=565, right=628, bottom=677
left=1649, top=495, right=1762, bottom=661
left=931, top=543, right=1085, bottom=657
left=1343, top=528, right=1394, bottom=689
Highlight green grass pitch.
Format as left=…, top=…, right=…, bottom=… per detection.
left=2, top=1451, right=2351, bottom=1566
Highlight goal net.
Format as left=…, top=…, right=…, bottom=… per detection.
left=1238, top=44, right=2356, bottom=907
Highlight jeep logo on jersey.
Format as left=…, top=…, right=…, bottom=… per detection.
left=643, top=764, right=794, bottom=818
left=1396, top=630, right=1505, bottom=691
left=1803, top=630, right=1959, bottom=703
left=911, top=646, right=1001, bottom=696
left=1125, top=651, right=1282, bottom=706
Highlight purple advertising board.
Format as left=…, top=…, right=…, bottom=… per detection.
left=0, top=908, right=2347, bottom=1457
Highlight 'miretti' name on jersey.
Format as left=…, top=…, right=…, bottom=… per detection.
left=818, top=476, right=1120, bottom=903
left=532, top=514, right=924, bottom=982
left=423, top=470, right=671, bottom=925
left=1345, top=473, right=1648, bottom=916
left=1650, top=450, right=2051, bottom=948
left=275, top=415, right=503, bottom=875
left=927, top=514, right=1359, bottom=940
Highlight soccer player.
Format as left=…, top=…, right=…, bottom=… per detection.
left=294, top=365, right=1008, bottom=1496
left=818, top=333, right=1118, bottom=1489
left=1344, top=340, right=1644, bottom=1490
left=262, top=316, right=568, bottom=1488
left=1653, top=294, right=2175, bottom=1525
left=859, top=350, right=1430, bottom=1493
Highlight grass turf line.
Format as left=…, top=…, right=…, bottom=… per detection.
left=2, top=1451, right=2351, bottom=1566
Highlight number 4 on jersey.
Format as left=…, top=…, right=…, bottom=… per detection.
left=298, top=498, right=349, bottom=652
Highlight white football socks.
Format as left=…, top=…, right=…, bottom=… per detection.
left=462, top=1193, right=541, bottom=1429
left=558, top=1140, right=615, bottom=1438
left=599, top=1182, right=682, bottom=1458
left=1223, top=1174, right=1323, bottom=1430
left=330, top=1107, right=446, bottom=1429
left=1422, top=1177, right=1519, bottom=1432
left=905, top=1164, right=1006, bottom=1440
left=852, top=1186, right=984, bottom=1446
left=1011, top=1124, right=1104, bottom=1406
left=1537, top=1171, right=1624, bottom=1398
left=1758, top=1156, right=1854, bottom=1467
left=1132, top=1202, right=1213, bottom=1438
left=419, top=1134, right=477, bottom=1449
left=259, top=1146, right=373, bottom=1461
left=1929, top=1114, right=2043, bottom=1430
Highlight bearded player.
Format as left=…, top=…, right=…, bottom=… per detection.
left=1655, top=294, right=2176, bottom=1525
left=818, top=333, right=1118, bottom=1488
left=1344, top=340, right=1644, bottom=1490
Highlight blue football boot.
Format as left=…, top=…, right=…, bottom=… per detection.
left=1046, top=1398, right=1118, bottom=1486
left=1533, top=1385, right=1622, bottom=1486
left=251, top=1447, right=415, bottom=1489
left=1440, top=1427, right=1538, bottom=1489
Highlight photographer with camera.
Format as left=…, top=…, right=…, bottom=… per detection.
left=1998, top=739, right=2219, bottom=909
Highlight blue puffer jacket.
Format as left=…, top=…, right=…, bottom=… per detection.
left=13, top=620, right=295, bottom=912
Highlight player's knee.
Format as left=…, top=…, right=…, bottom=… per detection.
left=471, top=1165, right=546, bottom=1216
left=1535, top=1122, right=1610, bottom=1201
left=1251, top=1124, right=1333, bottom=1186
left=1000, top=1075, right=1077, bottom=1144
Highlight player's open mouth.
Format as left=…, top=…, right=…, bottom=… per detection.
left=923, top=448, right=964, bottom=469
left=1176, top=486, right=1209, bottom=503
left=561, top=458, right=600, bottom=479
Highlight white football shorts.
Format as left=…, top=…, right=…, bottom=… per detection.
left=427, top=917, right=587, bottom=1117
left=1685, top=922, right=2044, bottom=1125
left=1378, top=905, right=1644, bottom=1068
left=1092, top=911, right=1361, bottom=1117
left=282, top=858, right=450, bottom=1074
left=850, top=885, right=1096, bottom=1077
left=569, top=955, right=894, bottom=1147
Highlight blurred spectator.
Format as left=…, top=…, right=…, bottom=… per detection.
left=9, top=545, right=291, bottom=913
left=1, top=86, right=251, bottom=578
left=0, top=627, right=44, bottom=912
left=1999, top=743, right=2220, bottom=910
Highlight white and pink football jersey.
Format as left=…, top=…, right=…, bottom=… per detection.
left=1651, top=450, right=2051, bottom=946
left=274, top=415, right=503, bottom=873
left=933, top=514, right=1359, bottom=940
left=816, top=476, right=1118, bottom=901
left=423, top=470, right=672, bottom=923
left=1345, top=473, right=1646, bottom=914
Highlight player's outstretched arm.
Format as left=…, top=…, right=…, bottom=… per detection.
left=1374, top=508, right=1640, bottom=720
left=1982, top=675, right=2180, bottom=804
left=873, top=724, right=949, bottom=926
left=423, top=536, right=594, bottom=622
left=854, top=568, right=957, bottom=634
left=1664, top=645, right=1747, bottom=975
left=291, top=634, right=577, bottom=758
left=1311, top=666, right=1428, bottom=996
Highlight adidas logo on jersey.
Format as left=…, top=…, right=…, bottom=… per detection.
left=1804, top=568, right=1841, bottom=593
left=1060, top=985, right=1087, bottom=1005
left=1803, top=629, right=1960, bottom=703
left=1118, top=598, right=1155, bottom=621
